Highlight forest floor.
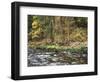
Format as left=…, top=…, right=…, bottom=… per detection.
left=28, top=42, right=87, bottom=66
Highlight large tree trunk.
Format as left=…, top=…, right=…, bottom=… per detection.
left=64, top=17, right=70, bottom=46
left=67, top=17, right=70, bottom=46
left=54, top=16, right=63, bottom=44
left=50, top=17, right=54, bottom=43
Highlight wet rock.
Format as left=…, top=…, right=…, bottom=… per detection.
left=61, top=51, right=67, bottom=54
left=28, top=48, right=34, bottom=55
left=49, top=63, right=58, bottom=66
left=45, top=52, right=55, bottom=55
left=72, top=62, right=77, bottom=65
left=82, top=54, right=87, bottom=57
left=51, top=57, right=58, bottom=62
left=73, top=54, right=81, bottom=58
left=53, top=54, right=57, bottom=57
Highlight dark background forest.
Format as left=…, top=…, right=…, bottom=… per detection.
left=28, top=15, right=87, bottom=48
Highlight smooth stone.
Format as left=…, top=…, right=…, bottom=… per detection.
left=51, top=57, right=58, bottom=62
left=82, top=54, right=87, bottom=57
left=72, top=62, right=77, bottom=64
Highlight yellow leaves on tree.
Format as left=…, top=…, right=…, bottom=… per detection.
left=28, top=20, right=44, bottom=41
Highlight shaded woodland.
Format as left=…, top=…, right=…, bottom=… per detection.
left=28, top=15, right=88, bottom=66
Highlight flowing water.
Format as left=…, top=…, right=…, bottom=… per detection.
left=28, top=48, right=87, bottom=66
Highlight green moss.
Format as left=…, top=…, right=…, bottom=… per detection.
left=28, top=43, right=87, bottom=54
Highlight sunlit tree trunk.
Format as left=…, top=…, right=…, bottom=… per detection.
left=67, top=17, right=70, bottom=46
left=50, top=17, right=54, bottom=43
left=65, top=17, right=70, bottom=46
